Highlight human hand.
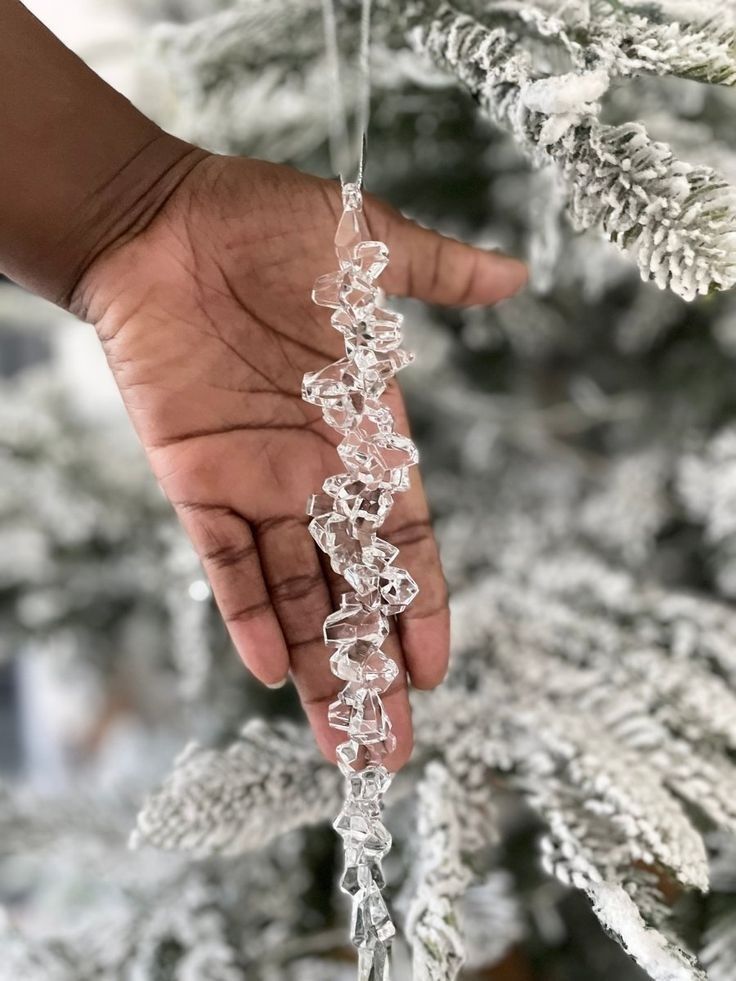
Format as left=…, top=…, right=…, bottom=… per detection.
left=74, top=154, right=527, bottom=768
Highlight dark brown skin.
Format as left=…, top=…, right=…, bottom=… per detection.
left=0, top=1, right=527, bottom=767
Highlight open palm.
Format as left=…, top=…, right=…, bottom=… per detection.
left=77, top=154, right=527, bottom=767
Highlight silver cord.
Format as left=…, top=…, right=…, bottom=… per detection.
left=321, top=0, right=373, bottom=187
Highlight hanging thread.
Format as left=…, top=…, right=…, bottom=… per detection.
left=321, top=0, right=373, bottom=186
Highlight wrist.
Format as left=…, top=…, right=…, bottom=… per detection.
left=64, top=133, right=211, bottom=320
left=0, top=0, right=212, bottom=312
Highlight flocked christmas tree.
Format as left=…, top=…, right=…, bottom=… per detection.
left=2, top=1, right=736, bottom=979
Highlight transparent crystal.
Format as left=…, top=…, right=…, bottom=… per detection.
left=308, top=511, right=344, bottom=550
left=306, top=492, right=334, bottom=519
left=352, top=883, right=395, bottom=949
left=378, top=566, right=419, bottom=615
left=337, top=430, right=418, bottom=489
left=350, top=766, right=392, bottom=801
left=361, top=403, right=396, bottom=436
left=328, top=693, right=354, bottom=731
left=302, top=358, right=356, bottom=407
left=336, top=210, right=370, bottom=267
left=350, top=689, right=392, bottom=745
left=362, top=537, right=399, bottom=569
left=330, top=643, right=398, bottom=691
left=322, top=390, right=367, bottom=432
left=334, top=307, right=403, bottom=356
left=353, top=240, right=389, bottom=281
left=336, top=818, right=391, bottom=863
left=312, top=270, right=344, bottom=308
left=323, top=603, right=389, bottom=647
left=340, top=278, right=377, bottom=319
left=324, top=475, right=393, bottom=530
left=359, top=945, right=391, bottom=981
left=343, top=564, right=381, bottom=607
left=337, top=738, right=360, bottom=775
left=341, top=857, right=385, bottom=895
left=308, top=513, right=366, bottom=572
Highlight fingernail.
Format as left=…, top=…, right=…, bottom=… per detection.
left=265, top=678, right=287, bottom=690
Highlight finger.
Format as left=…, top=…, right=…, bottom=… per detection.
left=253, top=515, right=346, bottom=757
left=366, top=196, right=528, bottom=307
left=175, top=501, right=289, bottom=687
left=384, top=462, right=450, bottom=692
left=318, top=552, right=414, bottom=771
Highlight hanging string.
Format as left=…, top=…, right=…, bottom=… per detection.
left=321, top=0, right=373, bottom=187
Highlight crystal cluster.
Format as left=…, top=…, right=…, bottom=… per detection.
left=302, top=180, right=419, bottom=979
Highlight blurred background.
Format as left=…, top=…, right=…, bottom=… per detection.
left=3, top=2, right=736, bottom=979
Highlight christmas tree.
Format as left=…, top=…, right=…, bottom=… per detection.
left=2, top=1, right=736, bottom=978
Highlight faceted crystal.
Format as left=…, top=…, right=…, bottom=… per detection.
left=335, top=209, right=370, bottom=267
left=352, top=883, right=395, bottom=949
left=312, top=270, right=344, bottom=308
left=330, top=641, right=375, bottom=682
left=363, top=821, right=392, bottom=861
left=322, top=390, right=367, bottom=431
left=301, top=358, right=355, bottom=407
left=323, top=603, right=389, bottom=647
left=335, top=307, right=403, bottom=357
left=349, top=689, right=392, bottom=745
left=362, top=537, right=399, bottom=571
left=341, top=180, right=363, bottom=211
left=379, top=566, right=419, bottom=615
left=353, top=350, right=414, bottom=403
left=340, top=277, right=377, bottom=319
left=324, top=474, right=393, bottom=530
left=306, top=492, right=334, bottom=519
left=328, top=694, right=354, bottom=731
left=308, top=513, right=365, bottom=571
left=361, top=403, right=396, bottom=436
left=353, top=240, right=389, bottom=281
left=341, top=858, right=386, bottom=895
left=349, top=766, right=392, bottom=801
left=375, top=730, right=397, bottom=757
left=331, top=643, right=398, bottom=691
left=336, top=738, right=360, bottom=775
left=338, top=430, right=418, bottom=490
left=343, top=564, right=381, bottom=607
left=334, top=803, right=373, bottom=844
left=335, top=809, right=392, bottom=862
left=358, top=944, right=391, bottom=981
left=307, top=512, right=348, bottom=552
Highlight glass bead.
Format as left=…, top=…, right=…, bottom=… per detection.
left=323, top=603, right=389, bottom=647
left=362, top=537, right=399, bottom=571
left=336, top=738, right=360, bottom=775
left=349, top=766, right=392, bottom=801
left=353, top=240, right=389, bottom=281
left=301, top=358, right=355, bottom=406
left=378, top=566, right=419, bottom=615
left=330, top=644, right=398, bottom=691
left=349, top=689, right=392, bottom=745
left=312, top=270, right=344, bottom=308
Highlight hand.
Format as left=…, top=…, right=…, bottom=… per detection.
left=75, top=154, right=527, bottom=768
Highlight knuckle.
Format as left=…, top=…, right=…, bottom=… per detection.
left=271, top=571, right=325, bottom=606
left=203, top=540, right=257, bottom=571
left=224, top=598, right=272, bottom=625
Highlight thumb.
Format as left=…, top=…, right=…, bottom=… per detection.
left=364, top=194, right=527, bottom=307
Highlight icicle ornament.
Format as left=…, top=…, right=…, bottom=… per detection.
left=302, top=179, right=419, bottom=979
